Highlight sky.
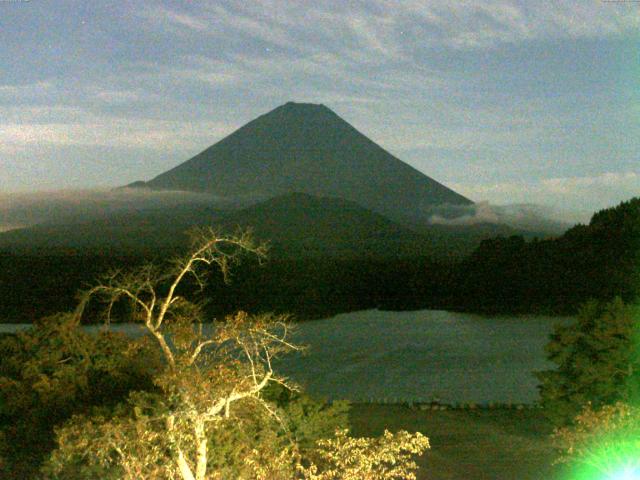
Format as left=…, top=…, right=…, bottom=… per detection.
left=0, top=0, right=638, bottom=214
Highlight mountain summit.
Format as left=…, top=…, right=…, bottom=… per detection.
left=137, top=102, right=472, bottom=221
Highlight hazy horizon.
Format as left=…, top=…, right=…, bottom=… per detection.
left=0, top=187, right=596, bottom=234
left=1, top=1, right=638, bottom=212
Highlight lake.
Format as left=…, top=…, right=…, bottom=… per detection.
left=1, top=309, right=571, bottom=405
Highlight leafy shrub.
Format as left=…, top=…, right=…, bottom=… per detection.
left=298, top=428, right=430, bottom=480
left=4, top=230, right=430, bottom=479
left=45, top=387, right=350, bottom=480
left=553, top=402, right=640, bottom=478
left=0, top=314, right=161, bottom=477
left=536, top=298, right=640, bottom=426
left=265, top=383, right=350, bottom=450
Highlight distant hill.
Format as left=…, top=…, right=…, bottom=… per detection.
left=0, top=192, right=473, bottom=323
left=0, top=193, right=434, bottom=258
left=218, top=192, right=435, bottom=259
left=0, top=205, right=227, bottom=254
left=134, top=102, right=472, bottom=223
left=223, top=192, right=552, bottom=259
left=221, top=193, right=561, bottom=261
left=0, top=192, right=547, bottom=259
left=455, top=196, right=640, bottom=313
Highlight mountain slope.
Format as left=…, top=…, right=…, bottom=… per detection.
left=455, top=196, right=640, bottom=313
left=0, top=205, right=227, bottom=253
left=218, top=192, right=435, bottom=259
left=0, top=193, right=545, bottom=259
left=138, top=102, right=472, bottom=222
left=0, top=193, right=438, bottom=258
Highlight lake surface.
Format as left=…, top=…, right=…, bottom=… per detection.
left=1, top=309, right=572, bottom=404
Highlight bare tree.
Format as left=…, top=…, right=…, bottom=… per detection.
left=75, top=228, right=267, bottom=369
left=46, top=228, right=430, bottom=480
left=63, top=228, right=301, bottom=480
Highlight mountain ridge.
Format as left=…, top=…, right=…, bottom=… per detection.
left=134, top=102, right=472, bottom=223
left=217, top=191, right=434, bottom=259
left=0, top=192, right=515, bottom=259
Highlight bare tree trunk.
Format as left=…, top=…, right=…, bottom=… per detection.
left=177, top=449, right=196, bottom=480
left=147, top=322, right=176, bottom=370
left=167, top=414, right=197, bottom=480
left=194, top=421, right=208, bottom=480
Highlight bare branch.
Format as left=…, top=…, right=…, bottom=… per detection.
left=188, top=339, right=218, bottom=366
left=58, top=228, right=307, bottom=480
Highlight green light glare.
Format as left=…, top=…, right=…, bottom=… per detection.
left=563, top=464, right=636, bottom=480
left=609, top=466, right=640, bottom=480
left=563, top=442, right=640, bottom=480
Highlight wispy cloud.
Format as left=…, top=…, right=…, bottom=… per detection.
left=0, top=111, right=233, bottom=151
left=541, top=172, right=640, bottom=195
left=91, top=88, right=146, bottom=103
left=124, top=1, right=639, bottom=124
left=139, top=5, right=210, bottom=33
left=451, top=172, right=640, bottom=212
left=138, top=1, right=639, bottom=54
left=428, top=200, right=579, bottom=230
left=0, top=81, right=54, bottom=103
left=1, top=0, right=636, bottom=212
left=395, top=0, right=639, bottom=48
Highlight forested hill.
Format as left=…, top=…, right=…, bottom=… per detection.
left=454, top=197, right=640, bottom=313
left=218, top=192, right=434, bottom=259
left=0, top=198, right=637, bottom=322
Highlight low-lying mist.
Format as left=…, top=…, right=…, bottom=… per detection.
left=0, top=189, right=588, bottom=235
left=427, top=201, right=588, bottom=234
left=0, top=188, right=261, bottom=231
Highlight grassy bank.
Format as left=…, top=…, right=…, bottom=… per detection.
left=349, top=403, right=567, bottom=479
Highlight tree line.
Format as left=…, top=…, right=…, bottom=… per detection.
left=1, top=197, right=638, bottom=323
left=0, top=229, right=429, bottom=478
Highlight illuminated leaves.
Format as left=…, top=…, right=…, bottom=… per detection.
left=553, top=402, right=640, bottom=477
left=299, top=428, right=430, bottom=480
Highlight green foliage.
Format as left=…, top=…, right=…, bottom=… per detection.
left=536, top=298, right=640, bottom=426
left=458, top=197, right=640, bottom=314
left=299, top=428, right=430, bottom=480
left=44, top=392, right=174, bottom=480
left=259, top=383, right=351, bottom=452
left=0, top=314, right=162, bottom=477
left=44, top=391, right=348, bottom=480
left=0, top=251, right=152, bottom=323
left=2, top=229, right=429, bottom=479
left=42, top=321, right=349, bottom=480
left=197, top=387, right=350, bottom=479
left=553, top=402, right=640, bottom=478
